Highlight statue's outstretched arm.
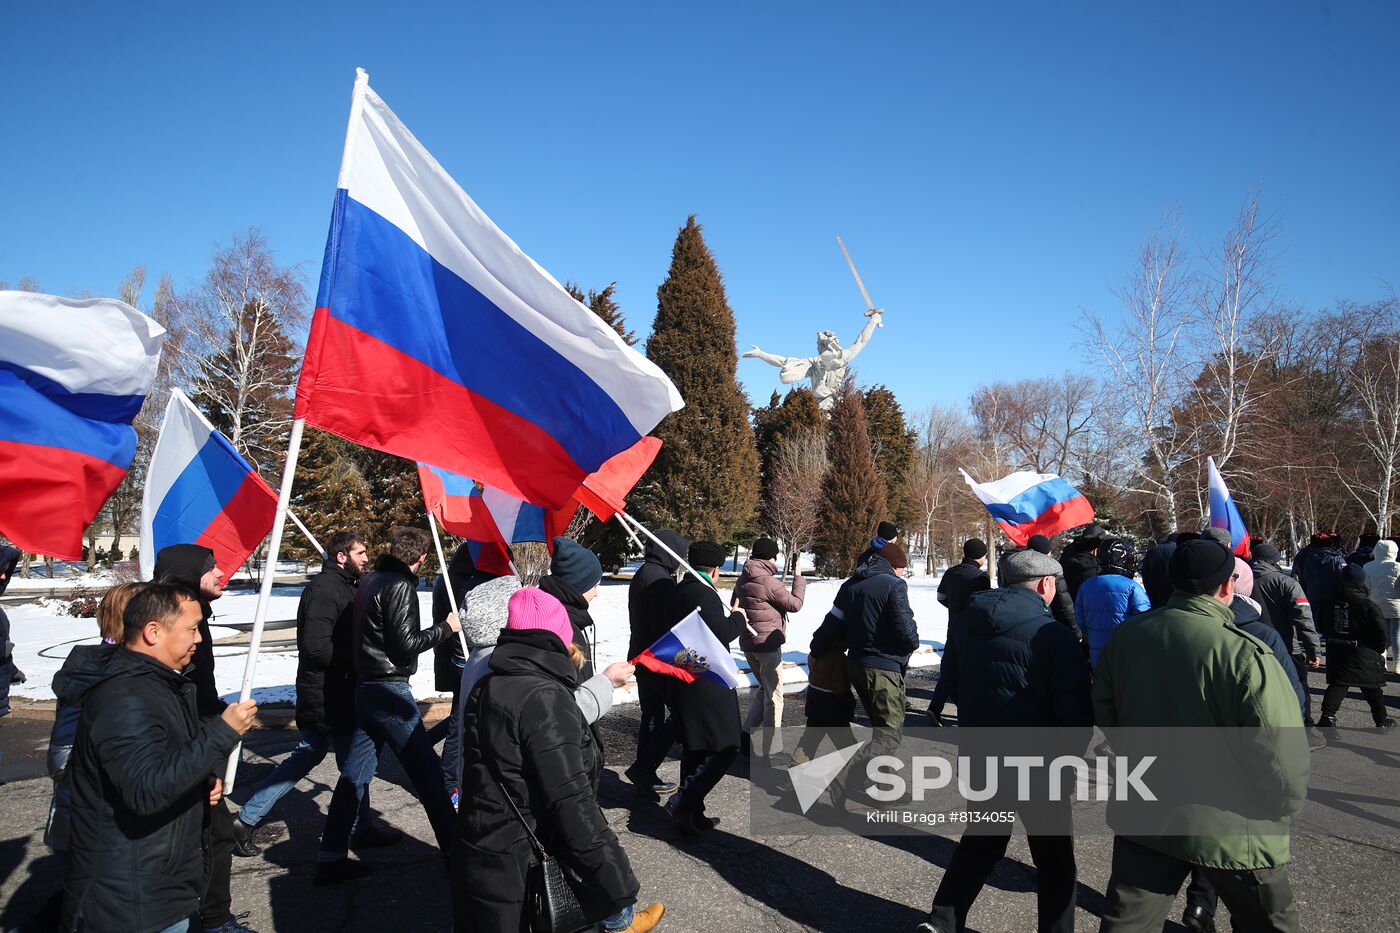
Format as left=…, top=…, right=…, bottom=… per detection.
left=838, top=312, right=882, bottom=364
left=743, top=344, right=790, bottom=368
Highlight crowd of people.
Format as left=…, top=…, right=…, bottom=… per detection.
left=8, top=516, right=1397, bottom=932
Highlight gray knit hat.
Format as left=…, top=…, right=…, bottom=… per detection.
left=460, top=575, right=522, bottom=649
left=999, top=548, right=1063, bottom=584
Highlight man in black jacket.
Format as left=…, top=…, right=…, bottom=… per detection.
left=152, top=543, right=253, bottom=933
left=661, top=541, right=750, bottom=835
left=1139, top=534, right=1184, bottom=609
left=1253, top=542, right=1322, bottom=724
left=625, top=528, right=687, bottom=799
left=833, top=543, right=919, bottom=730
left=62, top=583, right=257, bottom=933
left=937, top=538, right=990, bottom=615
left=231, top=532, right=399, bottom=857
left=1060, top=524, right=1106, bottom=600
left=0, top=544, right=21, bottom=718
left=316, top=527, right=461, bottom=880
left=920, top=549, right=1091, bottom=933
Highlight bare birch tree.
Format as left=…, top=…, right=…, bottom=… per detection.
left=1337, top=298, right=1400, bottom=533
left=906, top=406, right=974, bottom=573
left=765, top=427, right=827, bottom=578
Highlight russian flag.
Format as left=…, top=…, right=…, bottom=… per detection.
left=0, top=291, right=166, bottom=559
left=418, top=463, right=521, bottom=575
left=1207, top=456, right=1250, bottom=558
left=960, top=468, right=1096, bottom=547
left=631, top=608, right=746, bottom=689
left=139, top=390, right=279, bottom=580
left=296, top=71, right=682, bottom=509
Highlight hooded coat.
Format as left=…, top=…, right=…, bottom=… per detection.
left=451, top=629, right=638, bottom=933
left=1363, top=540, right=1400, bottom=620
left=627, top=530, right=687, bottom=659
left=151, top=544, right=224, bottom=715
left=663, top=574, right=747, bottom=752
left=61, top=648, right=241, bottom=933
left=1324, top=579, right=1389, bottom=688
left=734, top=557, right=805, bottom=653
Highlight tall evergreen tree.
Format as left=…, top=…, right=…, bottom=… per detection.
left=289, top=427, right=375, bottom=559
left=816, top=380, right=885, bottom=575
left=753, top=387, right=826, bottom=524
left=863, top=385, right=918, bottom=529
left=635, top=216, right=760, bottom=541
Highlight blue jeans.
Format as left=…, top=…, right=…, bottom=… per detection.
left=239, top=727, right=372, bottom=830
left=155, top=918, right=192, bottom=933
left=602, top=905, right=635, bottom=931
left=345, top=680, right=454, bottom=853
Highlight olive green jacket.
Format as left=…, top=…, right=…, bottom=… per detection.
left=1092, top=592, right=1310, bottom=870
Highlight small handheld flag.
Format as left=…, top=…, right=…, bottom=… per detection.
left=1206, top=456, right=1250, bottom=558
left=631, top=608, right=746, bottom=689
left=960, top=468, right=1095, bottom=547
left=140, top=389, right=278, bottom=580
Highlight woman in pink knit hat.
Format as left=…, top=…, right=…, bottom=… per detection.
left=450, top=588, right=664, bottom=933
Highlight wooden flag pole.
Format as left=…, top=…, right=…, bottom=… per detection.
left=224, top=418, right=307, bottom=794
left=427, top=510, right=472, bottom=663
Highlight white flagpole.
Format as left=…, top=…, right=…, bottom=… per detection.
left=287, top=508, right=325, bottom=559
left=617, top=510, right=718, bottom=595
left=224, top=68, right=371, bottom=794
left=223, top=419, right=306, bottom=793
left=428, top=511, right=472, bottom=662
left=614, top=512, right=645, bottom=554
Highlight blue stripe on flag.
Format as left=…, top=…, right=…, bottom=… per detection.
left=649, top=630, right=686, bottom=662
left=0, top=361, right=146, bottom=424
left=510, top=503, right=547, bottom=543
left=152, top=433, right=255, bottom=555
left=0, top=369, right=136, bottom=466
left=324, top=192, right=641, bottom=472
left=983, top=477, right=1083, bottom=525
left=425, top=463, right=481, bottom=499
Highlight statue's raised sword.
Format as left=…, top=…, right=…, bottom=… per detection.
left=836, top=235, right=884, bottom=327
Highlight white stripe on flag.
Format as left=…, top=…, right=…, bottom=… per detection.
left=138, top=389, right=217, bottom=580
left=0, top=291, right=165, bottom=396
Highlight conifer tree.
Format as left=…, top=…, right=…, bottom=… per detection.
left=635, top=216, right=760, bottom=541
left=816, top=380, right=885, bottom=575
left=753, top=387, right=826, bottom=524
left=564, top=281, right=637, bottom=346
left=289, top=427, right=375, bottom=558
left=862, top=385, right=918, bottom=529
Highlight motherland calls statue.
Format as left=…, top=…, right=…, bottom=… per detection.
left=743, top=308, right=884, bottom=410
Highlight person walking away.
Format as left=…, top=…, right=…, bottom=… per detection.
left=152, top=544, right=255, bottom=933
left=625, top=529, right=688, bottom=800
left=61, top=583, right=258, bottom=933
left=1075, top=538, right=1151, bottom=668
left=1138, top=534, right=1184, bottom=609
left=231, top=532, right=400, bottom=857
left=855, top=520, right=901, bottom=567
left=345, top=529, right=464, bottom=862
left=918, top=549, right=1091, bottom=933
left=452, top=588, right=664, bottom=933
left=432, top=543, right=513, bottom=805
left=1093, top=539, right=1309, bottom=932
left=1028, top=535, right=1076, bottom=634
left=0, top=545, right=23, bottom=717
left=1347, top=532, right=1380, bottom=581
left=1363, top=538, right=1400, bottom=673
left=735, top=537, right=805, bottom=756
left=1060, top=524, right=1106, bottom=601
left=539, top=537, right=604, bottom=680
left=1319, top=576, right=1396, bottom=732
left=1252, top=542, right=1323, bottom=725
left=660, top=541, right=750, bottom=835
left=926, top=539, right=989, bottom=724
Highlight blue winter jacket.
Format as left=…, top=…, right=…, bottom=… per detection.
left=1075, top=572, right=1152, bottom=666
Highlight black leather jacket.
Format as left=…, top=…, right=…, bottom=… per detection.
left=353, top=555, right=452, bottom=680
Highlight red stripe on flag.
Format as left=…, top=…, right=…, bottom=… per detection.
left=997, top=496, right=1097, bottom=547
left=0, top=439, right=127, bottom=559
left=631, top=649, right=699, bottom=684
left=196, top=473, right=279, bottom=578
left=297, top=309, right=590, bottom=508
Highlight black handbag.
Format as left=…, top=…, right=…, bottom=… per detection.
left=477, top=687, right=592, bottom=933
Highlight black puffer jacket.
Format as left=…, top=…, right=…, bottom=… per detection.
left=61, top=648, right=240, bottom=933
left=833, top=553, right=918, bottom=673
left=1323, top=579, right=1388, bottom=688
left=1299, top=545, right=1349, bottom=618
left=937, top=585, right=1092, bottom=731
left=627, top=529, right=687, bottom=658
left=354, top=555, right=452, bottom=680
left=46, top=643, right=118, bottom=852
left=296, top=564, right=360, bottom=733
left=1139, top=540, right=1177, bottom=608
left=152, top=543, right=225, bottom=715
left=1253, top=558, right=1321, bottom=660
left=452, top=629, right=638, bottom=933
left=539, top=574, right=596, bottom=681
left=663, top=574, right=747, bottom=752
left=1061, top=544, right=1101, bottom=602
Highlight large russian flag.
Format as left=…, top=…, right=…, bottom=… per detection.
left=0, top=291, right=165, bottom=559
left=139, top=389, right=279, bottom=580
left=960, top=468, right=1096, bottom=547
left=297, top=70, right=683, bottom=509
left=1207, top=456, right=1250, bottom=558
left=631, top=608, right=746, bottom=689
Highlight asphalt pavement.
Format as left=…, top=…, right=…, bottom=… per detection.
left=2, top=669, right=1398, bottom=932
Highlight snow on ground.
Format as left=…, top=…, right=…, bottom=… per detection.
left=8, top=568, right=948, bottom=709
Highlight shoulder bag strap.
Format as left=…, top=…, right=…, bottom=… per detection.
left=474, top=678, right=550, bottom=862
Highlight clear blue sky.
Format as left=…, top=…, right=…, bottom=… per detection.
left=3, top=2, right=1396, bottom=412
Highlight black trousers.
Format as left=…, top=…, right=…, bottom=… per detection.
left=630, top=670, right=676, bottom=782
left=200, top=796, right=235, bottom=928
left=1099, top=837, right=1299, bottom=932
left=1319, top=683, right=1390, bottom=725
left=676, top=748, right=737, bottom=814
left=929, top=827, right=1076, bottom=933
